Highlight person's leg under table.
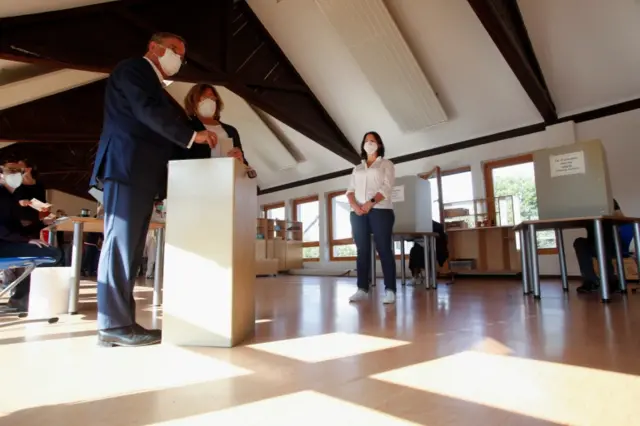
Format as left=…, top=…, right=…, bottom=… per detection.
left=573, top=237, right=600, bottom=293
left=0, top=241, right=64, bottom=311
left=370, top=208, right=396, bottom=304
left=350, top=211, right=371, bottom=301
left=96, top=180, right=157, bottom=347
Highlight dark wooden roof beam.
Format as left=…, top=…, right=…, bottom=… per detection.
left=467, top=0, right=557, bottom=123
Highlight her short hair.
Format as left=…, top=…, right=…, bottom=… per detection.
left=360, top=131, right=385, bottom=160
left=183, top=83, right=225, bottom=119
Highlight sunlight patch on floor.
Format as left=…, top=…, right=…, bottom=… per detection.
left=153, top=390, right=421, bottom=425
left=247, top=332, right=409, bottom=363
left=0, top=340, right=252, bottom=413
left=371, top=350, right=640, bottom=425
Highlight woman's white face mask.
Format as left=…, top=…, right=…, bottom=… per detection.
left=197, top=98, right=217, bottom=117
left=363, top=141, right=378, bottom=155
left=3, top=173, right=23, bottom=189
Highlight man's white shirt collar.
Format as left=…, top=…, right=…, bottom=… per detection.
left=143, top=57, right=166, bottom=86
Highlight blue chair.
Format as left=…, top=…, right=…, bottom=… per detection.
left=619, top=224, right=634, bottom=257
left=0, top=256, right=59, bottom=327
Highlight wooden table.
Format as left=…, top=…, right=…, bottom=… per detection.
left=514, top=216, right=640, bottom=302
left=392, top=231, right=439, bottom=289
left=53, top=217, right=165, bottom=314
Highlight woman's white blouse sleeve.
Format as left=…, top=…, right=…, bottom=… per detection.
left=346, top=167, right=357, bottom=194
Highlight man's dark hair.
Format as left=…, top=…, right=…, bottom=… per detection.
left=359, top=131, right=385, bottom=160
left=149, top=32, right=187, bottom=49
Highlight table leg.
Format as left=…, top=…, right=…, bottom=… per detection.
left=153, top=228, right=165, bottom=307
left=633, top=223, right=640, bottom=295
left=370, top=234, right=376, bottom=287
left=430, top=235, right=438, bottom=290
left=528, top=223, right=541, bottom=299
left=613, top=224, right=627, bottom=294
left=519, top=229, right=530, bottom=295
left=556, top=229, right=569, bottom=293
left=594, top=219, right=611, bottom=303
left=423, top=235, right=430, bottom=289
left=399, top=237, right=406, bottom=286
left=68, top=221, right=84, bottom=315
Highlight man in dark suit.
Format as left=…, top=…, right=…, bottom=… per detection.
left=91, top=32, right=217, bottom=347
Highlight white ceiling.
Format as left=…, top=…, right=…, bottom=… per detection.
left=2, top=0, right=639, bottom=190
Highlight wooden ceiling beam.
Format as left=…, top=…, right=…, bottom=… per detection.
left=467, top=0, right=557, bottom=123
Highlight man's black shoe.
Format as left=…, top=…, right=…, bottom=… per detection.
left=97, top=324, right=162, bottom=347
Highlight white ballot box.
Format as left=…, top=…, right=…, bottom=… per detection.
left=162, top=157, right=257, bottom=347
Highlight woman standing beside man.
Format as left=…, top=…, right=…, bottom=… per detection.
left=347, top=132, right=397, bottom=305
left=181, top=83, right=255, bottom=177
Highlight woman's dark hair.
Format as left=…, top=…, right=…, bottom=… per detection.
left=360, top=131, right=385, bottom=160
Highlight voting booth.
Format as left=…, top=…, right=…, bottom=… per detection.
left=392, top=175, right=432, bottom=232
left=162, top=157, right=257, bottom=347
left=533, top=139, right=614, bottom=219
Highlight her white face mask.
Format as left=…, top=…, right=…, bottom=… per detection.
left=363, top=141, right=378, bottom=155
left=197, top=98, right=217, bottom=117
left=3, top=173, right=23, bottom=189
left=157, top=47, right=182, bottom=77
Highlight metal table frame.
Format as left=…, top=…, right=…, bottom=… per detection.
left=53, top=217, right=166, bottom=314
left=516, top=216, right=640, bottom=303
left=369, top=232, right=438, bottom=289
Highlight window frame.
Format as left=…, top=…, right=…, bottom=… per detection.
left=421, top=166, right=472, bottom=222
left=327, top=190, right=356, bottom=261
left=483, top=154, right=557, bottom=255
left=261, top=201, right=286, bottom=220
left=292, top=195, right=320, bottom=262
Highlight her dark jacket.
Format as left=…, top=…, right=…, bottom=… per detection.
left=181, top=116, right=249, bottom=166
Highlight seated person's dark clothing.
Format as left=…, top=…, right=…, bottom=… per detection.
left=573, top=199, right=621, bottom=293
left=82, top=229, right=103, bottom=277
left=12, top=182, right=47, bottom=239
left=0, top=186, right=63, bottom=309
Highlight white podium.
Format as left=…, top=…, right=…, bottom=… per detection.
left=162, top=157, right=257, bottom=347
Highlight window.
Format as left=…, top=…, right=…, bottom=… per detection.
left=484, top=154, right=556, bottom=254
left=262, top=202, right=286, bottom=221
left=327, top=191, right=356, bottom=259
left=292, top=196, right=320, bottom=261
left=427, top=167, right=473, bottom=223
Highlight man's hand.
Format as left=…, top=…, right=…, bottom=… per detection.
left=194, top=130, right=218, bottom=148
left=18, top=200, right=30, bottom=207
left=42, top=217, right=56, bottom=226
left=28, top=239, right=49, bottom=248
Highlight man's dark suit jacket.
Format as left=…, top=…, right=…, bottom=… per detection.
left=176, top=116, right=249, bottom=166
left=90, top=57, right=194, bottom=197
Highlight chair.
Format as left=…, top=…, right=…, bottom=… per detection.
left=0, top=256, right=59, bottom=328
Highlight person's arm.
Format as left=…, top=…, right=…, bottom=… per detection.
left=118, top=61, right=196, bottom=148
left=362, top=160, right=395, bottom=213
left=345, top=168, right=363, bottom=215
left=226, top=125, right=249, bottom=166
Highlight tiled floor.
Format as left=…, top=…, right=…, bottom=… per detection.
left=1, top=276, right=640, bottom=425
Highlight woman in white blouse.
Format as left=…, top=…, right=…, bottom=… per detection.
left=346, top=132, right=397, bottom=304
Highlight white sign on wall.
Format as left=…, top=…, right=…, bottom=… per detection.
left=550, top=151, right=586, bottom=177
left=391, top=185, right=405, bottom=202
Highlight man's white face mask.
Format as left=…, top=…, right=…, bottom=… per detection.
left=157, top=47, right=182, bottom=77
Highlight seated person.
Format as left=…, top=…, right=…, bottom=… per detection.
left=0, top=160, right=64, bottom=311
left=573, top=199, right=623, bottom=294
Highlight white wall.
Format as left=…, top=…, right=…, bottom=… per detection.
left=258, top=109, right=640, bottom=276
left=47, top=189, right=97, bottom=216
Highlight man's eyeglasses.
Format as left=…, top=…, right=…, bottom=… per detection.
left=161, top=44, right=187, bottom=66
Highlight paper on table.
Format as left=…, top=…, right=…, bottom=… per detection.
left=30, top=198, right=52, bottom=212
